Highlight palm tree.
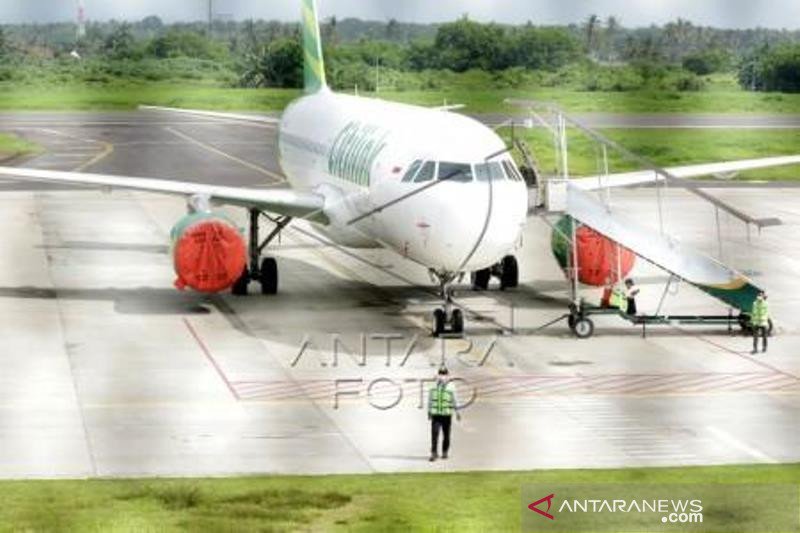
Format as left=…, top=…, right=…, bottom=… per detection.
left=584, top=14, right=601, bottom=58
left=604, top=16, right=620, bottom=60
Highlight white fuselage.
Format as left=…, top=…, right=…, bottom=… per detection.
left=278, top=89, right=528, bottom=273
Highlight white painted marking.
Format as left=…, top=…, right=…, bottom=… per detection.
left=706, top=425, right=776, bottom=463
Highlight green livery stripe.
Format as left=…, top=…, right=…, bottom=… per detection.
left=302, top=0, right=326, bottom=93
left=698, top=279, right=761, bottom=313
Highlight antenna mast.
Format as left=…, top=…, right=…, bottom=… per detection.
left=77, top=0, right=86, bottom=39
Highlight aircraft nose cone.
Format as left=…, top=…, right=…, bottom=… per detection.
left=430, top=180, right=527, bottom=272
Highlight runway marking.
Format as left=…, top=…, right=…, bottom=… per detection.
left=2, top=120, right=277, bottom=128
left=165, top=126, right=284, bottom=182
left=705, top=425, right=777, bottom=463
left=229, top=371, right=799, bottom=402
left=22, top=127, right=116, bottom=173
left=183, top=317, right=240, bottom=400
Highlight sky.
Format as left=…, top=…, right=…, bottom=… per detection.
left=1, top=0, right=800, bottom=29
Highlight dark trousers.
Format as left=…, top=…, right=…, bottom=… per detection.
left=753, top=326, right=768, bottom=352
left=626, top=298, right=637, bottom=316
left=430, top=415, right=452, bottom=455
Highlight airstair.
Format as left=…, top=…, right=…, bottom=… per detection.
left=562, top=182, right=761, bottom=313
left=508, top=101, right=770, bottom=338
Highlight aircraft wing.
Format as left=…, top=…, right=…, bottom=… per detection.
left=571, top=155, right=800, bottom=191
left=139, top=105, right=280, bottom=126
left=0, top=166, right=327, bottom=221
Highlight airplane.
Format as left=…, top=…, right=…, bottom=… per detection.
left=1, top=0, right=799, bottom=337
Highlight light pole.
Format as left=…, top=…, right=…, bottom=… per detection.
left=208, top=0, right=213, bottom=38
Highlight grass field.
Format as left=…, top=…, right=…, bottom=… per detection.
left=0, top=83, right=300, bottom=112
left=504, top=128, right=800, bottom=180
left=1, top=79, right=800, bottom=114
left=0, top=132, right=42, bottom=161
left=0, top=464, right=796, bottom=532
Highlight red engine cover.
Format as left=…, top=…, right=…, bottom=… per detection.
left=173, top=218, right=246, bottom=293
left=573, top=226, right=635, bottom=286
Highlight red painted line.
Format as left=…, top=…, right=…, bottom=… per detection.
left=235, top=379, right=337, bottom=401
left=723, top=373, right=794, bottom=392
left=675, top=326, right=800, bottom=382
left=183, top=318, right=240, bottom=400
left=589, top=374, right=673, bottom=394
left=480, top=376, right=581, bottom=396
left=771, top=380, right=800, bottom=391
left=642, top=372, right=751, bottom=394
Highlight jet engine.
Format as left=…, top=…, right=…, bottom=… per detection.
left=551, top=215, right=635, bottom=286
left=170, top=211, right=246, bottom=293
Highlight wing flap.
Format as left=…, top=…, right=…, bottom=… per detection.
left=0, top=166, right=326, bottom=221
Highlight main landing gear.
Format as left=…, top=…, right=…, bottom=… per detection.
left=430, top=271, right=464, bottom=337
left=232, top=208, right=292, bottom=296
left=470, top=255, right=519, bottom=291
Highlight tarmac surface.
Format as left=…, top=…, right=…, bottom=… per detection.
left=0, top=111, right=797, bottom=478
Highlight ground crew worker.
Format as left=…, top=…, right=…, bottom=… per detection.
left=609, top=285, right=626, bottom=313
left=428, top=367, right=460, bottom=462
left=624, top=278, right=640, bottom=316
left=751, top=291, right=770, bottom=354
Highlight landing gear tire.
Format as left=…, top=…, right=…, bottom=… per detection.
left=259, top=257, right=278, bottom=295
left=499, top=255, right=519, bottom=290
left=433, top=309, right=446, bottom=336
left=232, top=270, right=250, bottom=296
left=452, top=309, right=464, bottom=334
left=573, top=317, right=594, bottom=339
left=471, top=269, right=490, bottom=291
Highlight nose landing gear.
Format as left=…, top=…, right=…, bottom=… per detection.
left=430, top=271, right=465, bottom=337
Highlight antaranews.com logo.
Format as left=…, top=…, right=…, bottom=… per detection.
left=521, top=484, right=799, bottom=533
left=528, top=492, right=703, bottom=525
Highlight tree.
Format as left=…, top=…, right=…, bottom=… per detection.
left=739, top=43, right=800, bottom=92
left=240, top=37, right=302, bottom=88
left=682, top=49, right=730, bottom=75
left=0, top=27, right=7, bottom=60
left=584, top=14, right=600, bottom=56
left=140, top=15, right=164, bottom=34
left=322, top=16, right=338, bottom=46
left=103, top=23, right=138, bottom=60
left=386, top=18, right=400, bottom=41
left=147, top=29, right=226, bottom=60
left=433, top=16, right=507, bottom=71
left=603, top=16, right=620, bottom=60
left=507, top=26, right=580, bottom=70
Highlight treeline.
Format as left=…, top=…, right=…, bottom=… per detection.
left=1, top=16, right=799, bottom=93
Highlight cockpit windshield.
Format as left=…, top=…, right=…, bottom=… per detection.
left=401, top=160, right=422, bottom=182
left=401, top=159, right=523, bottom=184
left=437, top=162, right=473, bottom=182
left=502, top=160, right=525, bottom=182
left=475, top=161, right=507, bottom=181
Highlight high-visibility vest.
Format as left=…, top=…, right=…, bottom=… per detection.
left=751, top=299, right=769, bottom=327
left=609, top=288, right=626, bottom=311
left=428, top=385, right=455, bottom=416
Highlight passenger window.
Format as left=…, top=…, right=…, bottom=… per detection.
left=476, top=162, right=506, bottom=181
left=413, top=161, right=436, bottom=183
left=438, top=162, right=473, bottom=183
left=401, top=160, right=422, bottom=182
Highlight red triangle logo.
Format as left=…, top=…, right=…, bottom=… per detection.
left=528, top=493, right=555, bottom=520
